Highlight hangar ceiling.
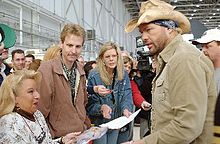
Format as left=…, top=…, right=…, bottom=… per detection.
left=122, top=0, right=220, bottom=30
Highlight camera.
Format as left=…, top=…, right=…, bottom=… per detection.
left=137, top=50, right=151, bottom=71
left=136, top=36, right=151, bottom=71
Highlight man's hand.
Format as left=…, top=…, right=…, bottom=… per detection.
left=141, top=101, right=151, bottom=111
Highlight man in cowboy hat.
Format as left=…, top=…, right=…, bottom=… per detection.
left=123, top=0, right=216, bottom=144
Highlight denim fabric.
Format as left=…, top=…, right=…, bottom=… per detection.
left=93, top=129, right=119, bottom=144
left=86, top=69, right=133, bottom=126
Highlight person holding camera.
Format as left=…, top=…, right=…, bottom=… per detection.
left=116, top=55, right=152, bottom=143
left=133, top=56, right=156, bottom=139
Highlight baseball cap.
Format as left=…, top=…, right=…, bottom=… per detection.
left=0, top=23, right=16, bottom=49
left=192, top=29, right=220, bottom=45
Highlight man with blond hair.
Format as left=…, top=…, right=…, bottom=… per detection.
left=38, top=24, right=90, bottom=140
left=123, top=0, right=216, bottom=144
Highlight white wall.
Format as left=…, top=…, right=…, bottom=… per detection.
left=1, top=0, right=139, bottom=60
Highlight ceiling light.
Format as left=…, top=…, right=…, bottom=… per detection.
left=217, top=9, right=220, bottom=11
left=174, top=0, right=178, bottom=2
left=213, top=13, right=216, bottom=15
left=218, top=25, right=220, bottom=27
left=191, top=14, right=194, bottom=16
left=206, top=20, right=209, bottom=22
left=196, top=5, right=200, bottom=7
left=199, top=0, right=202, bottom=1
left=204, top=23, right=206, bottom=25
left=189, top=17, right=192, bottom=19
left=209, top=17, right=212, bottom=19
left=193, top=10, right=197, bottom=12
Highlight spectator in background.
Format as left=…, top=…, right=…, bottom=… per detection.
left=135, top=56, right=156, bottom=138
left=117, top=55, right=152, bottom=143
left=25, top=54, right=35, bottom=69
left=121, top=50, right=130, bottom=57
left=0, top=43, right=11, bottom=86
left=38, top=24, right=91, bottom=138
left=86, top=42, right=133, bottom=144
left=83, top=60, right=97, bottom=79
left=11, top=49, right=25, bottom=72
left=0, top=24, right=15, bottom=86
left=123, top=0, right=216, bottom=143
left=1, top=48, right=9, bottom=60
left=78, top=55, right=85, bottom=66
left=192, top=29, right=220, bottom=95
left=123, top=56, right=151, bottom=109
left=0, top=69, right=80, bottom=143
left=43, top=45, right=61, bottom=61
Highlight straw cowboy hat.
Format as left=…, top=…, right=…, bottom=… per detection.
left=125, top=0, right=191, bottom=34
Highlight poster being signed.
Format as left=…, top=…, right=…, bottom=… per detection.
left=76, top=109, right=141, bottom=144
left=100, top=109, right=141, bottom=129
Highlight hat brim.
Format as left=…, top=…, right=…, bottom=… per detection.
left=125, top=9, right=190, bottom=34
left=191, top=38, right=209, bottom=45
left=0, top=24, right=16, bottom=49
left=192, top=36, right=220, bottom=45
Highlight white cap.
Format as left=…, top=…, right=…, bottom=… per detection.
left=192, top=28, right=220, bottom=45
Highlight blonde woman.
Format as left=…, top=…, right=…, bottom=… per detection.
left=43, top=45, right=61, bottom=61
left=86, top=42, right=133, bottom=144
left=0, top=69, right=79, bottom=143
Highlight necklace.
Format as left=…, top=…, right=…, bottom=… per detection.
left=21, top=115, right=46, bottom=144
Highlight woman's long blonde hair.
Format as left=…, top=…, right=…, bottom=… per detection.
left=43, top=45, right=61, bottom=61
left=97, top=42, right=124, bottom=85
left=0, top=69, right=41, bottom=117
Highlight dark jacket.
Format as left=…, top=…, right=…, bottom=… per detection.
left=214, top=93, right=220, bottom=143
left=0, top=63, right=11, bottom=86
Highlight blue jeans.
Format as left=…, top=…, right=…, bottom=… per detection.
left=117, top=123, right=133, bottom=143
left=93, top=129, right=119, bottom=144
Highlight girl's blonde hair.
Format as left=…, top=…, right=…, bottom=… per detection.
left=97, top=42, right=124, bottom=85
left=0, top=69, right=41, bottom=117
left=43, top=45, right=61, bottom=61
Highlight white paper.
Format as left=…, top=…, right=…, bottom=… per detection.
left=99, top=109, right=141, bottom=129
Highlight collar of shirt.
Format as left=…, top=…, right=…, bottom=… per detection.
left=159, top=34, right=183, bottom=64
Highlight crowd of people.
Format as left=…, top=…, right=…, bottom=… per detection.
left=0, top=0, right=220, bottom=144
